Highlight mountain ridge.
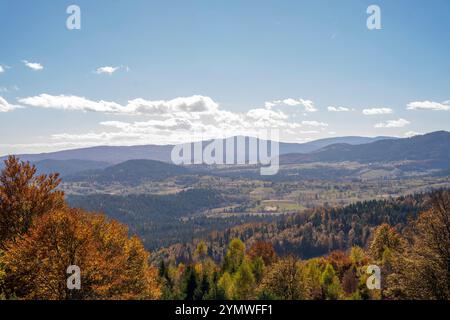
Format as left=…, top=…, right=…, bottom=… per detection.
left=281, top=131, right=450, bottom=168
left=0, top=135, right=395, bottom=164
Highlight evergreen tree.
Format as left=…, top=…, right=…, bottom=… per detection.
left=233, top=259, right=255, bottom=299
left=321, top=264, right=343, bottom=300
left=182, top=266, right=199, bottom=300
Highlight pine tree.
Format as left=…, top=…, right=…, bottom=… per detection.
left=182, top=266, right=199, bottom=300
left=233, top=259, right=255, bottom=299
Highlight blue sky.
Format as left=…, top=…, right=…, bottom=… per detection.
left=0, top=0, right=449, bottom=155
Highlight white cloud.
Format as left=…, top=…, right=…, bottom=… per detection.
left=264, top=101, right=276, bottom=109
left=406, top=100, right=450, bottom=111
left=362, top=108, right=393, bottom=115
left=298, top=130, right=320, bottom=134
left=374, top=118, right=410, bottom=128
left=247, top=108, right=287, bottom=121
left=94, top=66, right=120, bottom=75
left=0, top=65, right=4, bottom=73
left=101, top=118, right=193, bottom=131
left=127, top=95, right=219, bottom=114
left=18, top=94, right=219, bottom=115
left=301, top=120, right=328, bottom=128
left=265, top=98, right=318, bottom=112
left=327, top=106, right=351, bottom=112
left=17, top=93, right=324, bottom=147
left=19, top=94, right=123, bottom=112
left=23, top=60, right=44, bottom=71
left=404, top=131, right=421, bottom=137
left=0, top=96, right=19, bottom=112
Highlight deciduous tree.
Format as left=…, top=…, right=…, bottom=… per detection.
left=0, top=156, right=65, bottom=249
left=0, top=208, right=161, bottom=300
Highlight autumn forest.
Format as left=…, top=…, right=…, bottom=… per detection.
left=0, top=155, right=448, bottom=300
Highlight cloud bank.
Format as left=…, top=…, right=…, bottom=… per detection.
left=18, top=94, right=323, bottom=146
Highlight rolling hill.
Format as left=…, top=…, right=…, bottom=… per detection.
left=33, top=159, right=110, bottom=176
left=66, top=159, right=190, bottom=184
left=281, top=131, right=450, bottom=168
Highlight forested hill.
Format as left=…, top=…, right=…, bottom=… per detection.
left=67, top=188, right=228, bottom=248
left=65, top=159, right=190, bottom=184
left=281, top=131, right=450, bottom=167
left=156, top=190, right=441, bottom=263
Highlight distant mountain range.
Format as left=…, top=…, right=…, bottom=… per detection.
left=65, top=159, right=189, bottom=184
left=1, top=135, right=394, bottom=164
left=2, top=144, right=174, bottom=164
left=33, top=159, right=111, bottom=176
left=278, top=135, right=394, bottom=154
left=1, top=132, right=448, bottom=178
left=281, top=131, right=450, bottom=168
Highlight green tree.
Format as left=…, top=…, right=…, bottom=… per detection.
left=251, top=257, right=265, bottom=283
left=233, top=259, right=255, bottom=299
left=224, top=238, right=245, bottom=273
left=217, top=272, right=234, bottom=300
left=303, top=259, right=323, bottom=299
left=182, top=266, right=199, bottom=300
left=321, top=263, right=342, bottom=300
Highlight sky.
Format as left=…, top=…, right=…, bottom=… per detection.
left=0, top=0, right=449, bottom=155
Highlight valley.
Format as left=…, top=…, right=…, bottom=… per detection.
left=47, top=131, right=449, bottom=251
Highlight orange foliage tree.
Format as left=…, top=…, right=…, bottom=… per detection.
left=1, top=208, right=161, bottom=300
left=0, top=156, right=65, bottom=248
left=247, top=241, right=277, bottom=266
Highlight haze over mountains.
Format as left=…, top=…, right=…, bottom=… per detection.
left=1, top=131, right=449, bottom=178
left=0, top=135, right=393, bottom=164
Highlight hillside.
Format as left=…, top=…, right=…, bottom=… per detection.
left=157, top=190, right=435, bottom=262
left=66, top=159, right=190, bottom=184
left=1, top=144, right=174, bottom=164
left=281, top=131, right=450, bottom=168
left=33, top=159, right=110, bottom=176
left=279, top=135, right=394, bottom=154
left=66, top=188, right=249, bottom=248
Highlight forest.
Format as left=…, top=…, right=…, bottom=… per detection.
left=0, top=156, right=448, bottom=300
left=155, top=192, right=428, bottom=263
